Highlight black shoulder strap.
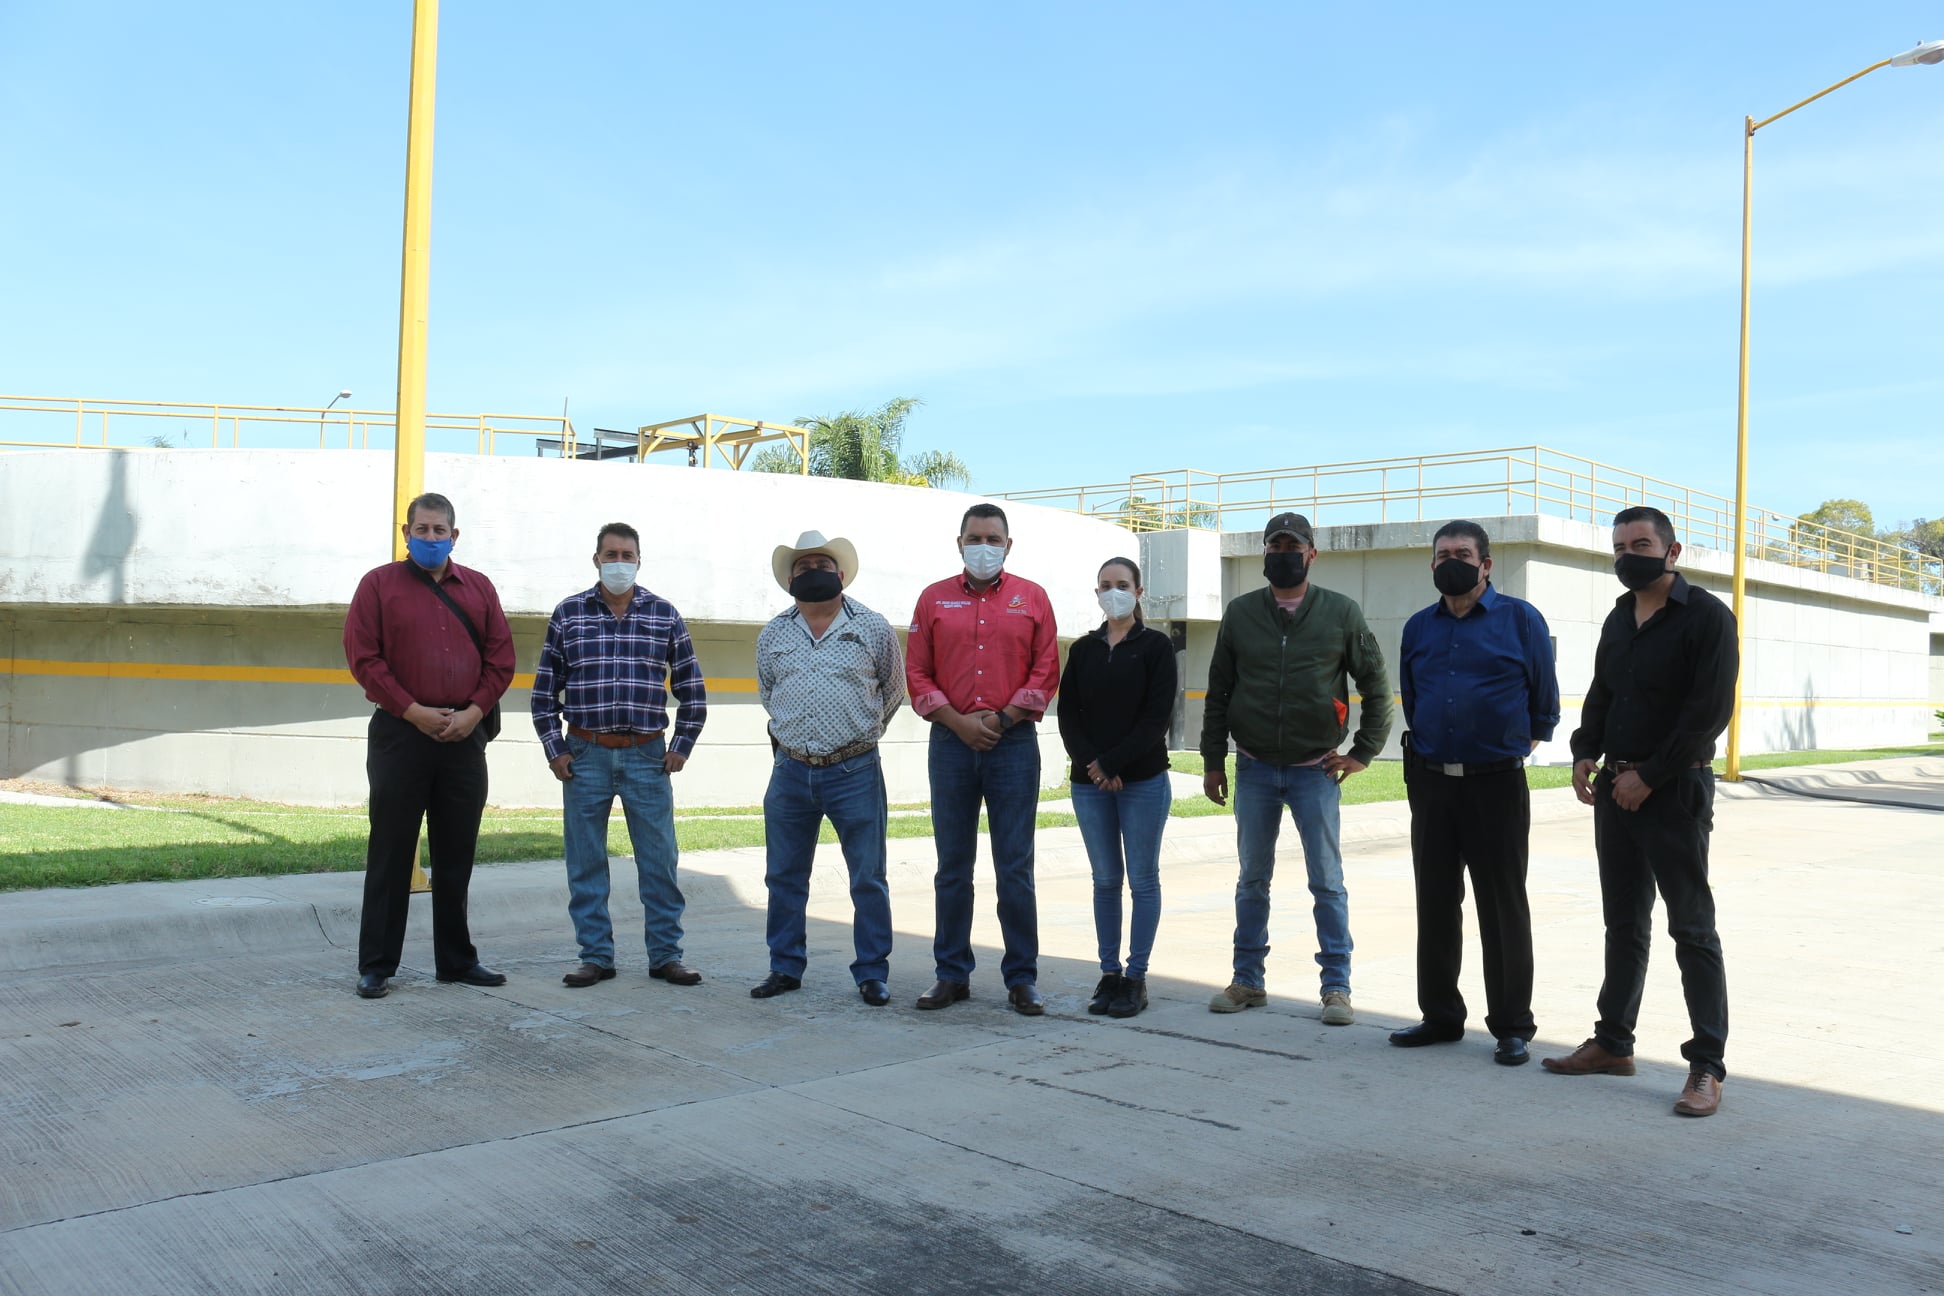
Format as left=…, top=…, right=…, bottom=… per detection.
left=408, top=561, right=487, bottom=658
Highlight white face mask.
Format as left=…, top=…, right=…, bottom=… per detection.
left=1097, top=588, right=1138, bottom=621
left=962, top=543, right=1006, bottom=580
left=599, top=562, right=637, bottom=596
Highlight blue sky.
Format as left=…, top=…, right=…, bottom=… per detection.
left=3, top=2, right=1940, bottom=524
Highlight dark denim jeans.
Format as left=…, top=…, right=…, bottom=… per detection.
left=1071, top=772, right=1171, bottom=979
left=560, top=734, right=684, bottom=969
left=1593, top=767, right=1729, bottom=1080
left=762, top=747, right=892, bottom=984
left=928, top=720, right=1040, bottom=987
left=1231, top=754, right=1350, bottom=993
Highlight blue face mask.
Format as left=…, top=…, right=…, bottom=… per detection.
left=406, top=535, right=453, bottom=570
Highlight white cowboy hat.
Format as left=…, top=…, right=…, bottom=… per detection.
left=771, top=530, right=860, bottom=593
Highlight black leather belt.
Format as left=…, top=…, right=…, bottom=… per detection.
left=1407, top=751, right=1523, bottom=778
left=1605, top=759, right=1709, bottom=774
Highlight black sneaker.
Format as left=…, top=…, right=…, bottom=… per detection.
left=1087, top=973, right=1122, bottom=1015
left=1109, top=976, right=1148, bottom=1019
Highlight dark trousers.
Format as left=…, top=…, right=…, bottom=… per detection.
left=357, top=709, right=488, bottom=977
left=1405, top=760, right=1536, bottom=1041
left=1593, top=767, right=1729, bottom=1080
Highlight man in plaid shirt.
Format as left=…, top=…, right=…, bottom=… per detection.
left=531, top=522, right=708, bottom=989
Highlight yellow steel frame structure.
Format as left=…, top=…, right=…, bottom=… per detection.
left=635, top=413, right=811, bottom=471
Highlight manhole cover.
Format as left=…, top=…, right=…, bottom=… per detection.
left=193, top=896, right=279, bottom=907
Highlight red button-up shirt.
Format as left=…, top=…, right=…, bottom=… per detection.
left=343, top=560, right=517, bottom=717
left=906, top=570, right=1060, bottom=720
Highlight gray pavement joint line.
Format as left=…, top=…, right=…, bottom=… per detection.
left=1012, top=1074, right=1244, bottom=1130
left=1739, top=776, right=1943, bottom=814
left=0, top=1023, right=1035, bottom=1238
left=772, top=1084, right=1463, bottom=1296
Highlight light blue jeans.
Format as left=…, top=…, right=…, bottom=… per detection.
left=561, top=734, right=684, bottom=968
left=1071, top=772, right=1171, bottom=979
left=1231, top=755, right=1350, bottom=993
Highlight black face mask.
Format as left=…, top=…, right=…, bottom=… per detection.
left=788, top=569, right=844, bottom=603
left=1433, top=558, right=1482, bottom=596
left=1614, top=553, right=1668, bottom=591
left=1263, top=551, right=1308, bottom=588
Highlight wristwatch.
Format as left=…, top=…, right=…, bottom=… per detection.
left=996, top=711, right=1017, bottom=732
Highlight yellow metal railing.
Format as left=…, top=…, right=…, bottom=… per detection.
left=1000, top=446, right=1936, bottom=595
left=0, top=395, right=576, bottom=458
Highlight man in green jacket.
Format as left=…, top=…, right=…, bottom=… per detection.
left=1201, top=512, right=1393, bottom=1024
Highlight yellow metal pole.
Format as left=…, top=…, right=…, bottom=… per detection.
left=392, top=0, right=438, bottom=564
left=393, top=0, right=439, bottom=893
left=1725, top=116, right=1754, bottom=782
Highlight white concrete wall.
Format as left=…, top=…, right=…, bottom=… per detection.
left=1166, top=515, right=1933, bottom=760
left=0, top=449, right=1135, bottom=805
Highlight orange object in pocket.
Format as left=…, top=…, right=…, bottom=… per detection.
left=1333, top=698, right=1348, bottom=726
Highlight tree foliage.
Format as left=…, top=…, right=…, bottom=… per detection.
left=749, top=397, right=970, bottom=489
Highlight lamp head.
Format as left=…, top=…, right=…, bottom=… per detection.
left=1890, top=39, right=1944, bottom=66
left=338, top=389, right=353, bottom=399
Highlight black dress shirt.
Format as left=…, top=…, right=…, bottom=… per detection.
left=1570, top=574, right=1738, bottom=789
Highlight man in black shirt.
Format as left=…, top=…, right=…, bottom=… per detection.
left=1544, top=506, right=1737, bottom=1118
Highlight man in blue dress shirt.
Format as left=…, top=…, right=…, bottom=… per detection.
left=1391, top=520, right=1560, bottom=1066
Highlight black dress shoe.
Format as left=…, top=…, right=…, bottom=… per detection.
left=915, top=980, right=969, bottom=1010
left=858, top=980, right=890, bottom=1006
left=563, top=962, right=616, bottom=988
left=437, top=963, right=507, bottom=987
left=1389, top=1021, right=1464, bottom=1047
left=1108, top=976, right=1148, bottom=1019
left=1494, top=1036, right=1531, bottom=1066
left=649, top=960, right=702, bottom=986
left=1087, top=973, right=1122, bottom=1015
left=750, top=972, right=802, bottom=999
left=1008, top=982, right=1045, bottom=1016
left=356, top=973, right=390, bottom=999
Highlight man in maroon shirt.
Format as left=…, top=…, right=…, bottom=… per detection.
left=342, top=492, right=516, bottom=999
left=906, top=502, right=1061, bottom=1014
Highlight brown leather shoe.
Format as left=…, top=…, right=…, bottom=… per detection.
left=649, top=960, right=702, bottom=986
left=563, top=962, right=616, bottom=988
left=1540, top=1038, right=1637, bottom=1076
left=915, top=980, right=969, bottom=1010
left=1674, top=1069, right=1723, bottom=1117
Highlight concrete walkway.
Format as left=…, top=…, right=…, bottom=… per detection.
left=2, top=759, right=1940, bottom=1294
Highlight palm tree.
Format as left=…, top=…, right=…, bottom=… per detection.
left=750, top=397, right=970, bottom=489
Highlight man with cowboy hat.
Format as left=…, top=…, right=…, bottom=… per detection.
left=750, top=529, right=906, bottom=1005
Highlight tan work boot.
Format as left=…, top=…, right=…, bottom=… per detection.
left=1320, top=989, right=1354, bottom=1025
left=1540, top=1038, right=1637, bottom=1076
left=1674, top=1068, right=1723, bottom=1117
left=1209, top=983, right=1267, bottom=1013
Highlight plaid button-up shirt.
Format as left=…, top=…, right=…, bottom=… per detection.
left=530, top=584, right=708, bottom=761
left=757, top=597, right=905, bottom=755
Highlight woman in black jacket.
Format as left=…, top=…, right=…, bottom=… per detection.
left=1057, top=556, right=1178, bottom=1019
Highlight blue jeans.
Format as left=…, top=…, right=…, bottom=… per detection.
left=1071, top=772, right=1171, bottom=979
left=928, top=720, right=1040, bottom=986
left=1231, top=754, right=1350, bottom=993
left=561, top=734, right=684, bottom=968
left=762, top=747, right=893, bottom=983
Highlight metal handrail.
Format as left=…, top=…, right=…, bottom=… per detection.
left=0, top=395, right=576, bottom=458
left=999, top=446, right=1934, bottom=594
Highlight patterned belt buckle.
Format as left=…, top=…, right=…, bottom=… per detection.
left=1442, top=762, right=1466, bottom=777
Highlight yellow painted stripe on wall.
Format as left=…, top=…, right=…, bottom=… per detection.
left=0, top=658, right=761, bottom=695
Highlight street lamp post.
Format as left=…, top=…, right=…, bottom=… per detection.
left=1724, top=38, right=1943, bottom=782
left=321, top=388, right=352, bottom=449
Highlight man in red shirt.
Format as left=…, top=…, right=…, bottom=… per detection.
left=906, top=503, right=1061, bottom=1014
left=342, top=493, right=516, bottom=999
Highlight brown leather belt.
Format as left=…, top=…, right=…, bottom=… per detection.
left=780, top=738, right=877, bottom=768
left=1606, top=759, right=1709, bottom=773
left=569, top=725, right=664, bottom=749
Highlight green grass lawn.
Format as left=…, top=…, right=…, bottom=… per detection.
left=4, top=739, right=1934, bottom=891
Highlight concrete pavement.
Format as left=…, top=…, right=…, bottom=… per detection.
left=2, top=758, right=1941, bottom=1295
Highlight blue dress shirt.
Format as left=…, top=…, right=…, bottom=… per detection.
left=1399, top=583, right=1560, bottom=765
